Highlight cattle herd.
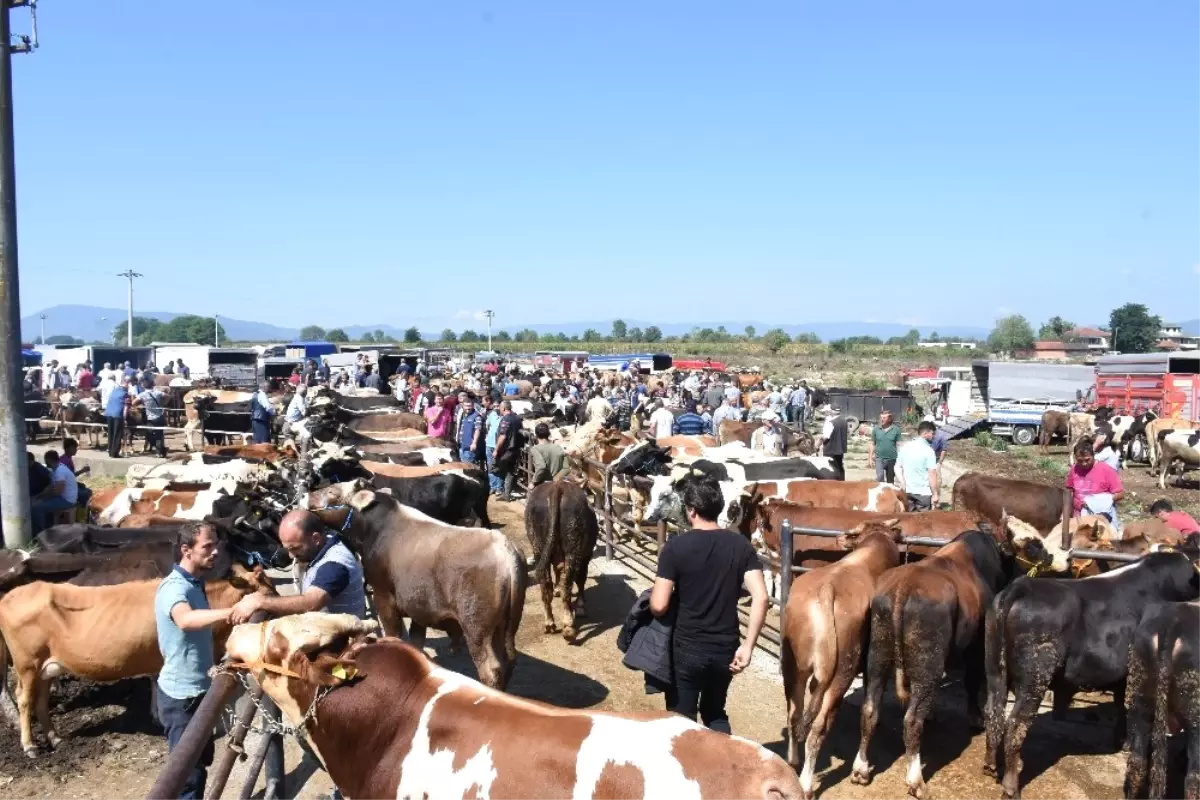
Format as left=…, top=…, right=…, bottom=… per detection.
left=0, top=377, right=1197, bottom=799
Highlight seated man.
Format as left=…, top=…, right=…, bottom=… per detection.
left=31, top=449, right=78, bottom=532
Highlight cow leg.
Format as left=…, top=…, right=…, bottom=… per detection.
left=34, top=675, right=60, bottom=750
left=900, top=634, right=948, bottom=800
left=964, top=635, right=987, bottom=731
left=540, top=563, right=559, bottom=634
left=15, top=668, right=37, bottom=756
left=780, top=644, right=804, bottom=769
left=1112, top=681, right=1127, bottom=752
left=557, top=559, right=576, bottom=642
left=851, top=617, right=891, bottom=786
left=984, top=614, right=1008, bottom=780
left=801, top=668, right=854, bottom=800
left=466, top=630, right=505, bottom=690
left=1122, top=659, right=1151, bottom=800
left=407, top=622, right=427, bottom=653
left=1000, top=642, right=1063, bottom=800
left=373, top=589, right=406, bottom=639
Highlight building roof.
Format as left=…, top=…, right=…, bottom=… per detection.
left=1067, top=327, right=1109, bottom=338
left=1033, top=340, right=1090, bottom=351
left=1156, top=339, right=1180, bottom=351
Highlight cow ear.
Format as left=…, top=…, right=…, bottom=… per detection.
left=376, top=487, right=393, bottom=496
left=349, top=489, right=377, bottom=511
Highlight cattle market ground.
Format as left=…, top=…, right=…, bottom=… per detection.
left=2, top=494, right=1148, bottom=800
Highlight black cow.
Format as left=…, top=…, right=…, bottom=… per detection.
left=984, top=553, right=1200, bottom=800
left=525, top=481, right=598, bottom=642
left=367, top=470, right=492, bottom=529
left=193, top=395, right=254, bottom=445
left=1124, top=601, right=1199, bottom=800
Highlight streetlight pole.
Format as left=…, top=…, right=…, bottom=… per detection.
left=117, top=269, right=143, bottom=346
left=0, top=0, right=38, bottom=549
left=214, top=314, right=219, bottom=347
left=484, top=309, right=494, bottom=352
left=38, top=311, right=44, bottom=344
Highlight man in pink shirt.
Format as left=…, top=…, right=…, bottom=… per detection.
left=1149, top=499, right=1200, bottom=536
left=1065, top=440, right=1124, bottom=516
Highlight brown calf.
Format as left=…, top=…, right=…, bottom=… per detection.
left=851, top=529, right=1010, bottom=799
left=952, top=471, right=1064, bottom=534
left=0, top=566, right=274, bottom=756
left=782, top=520, right=903, bottom=799
left=223, top=614, right=804, bottom=799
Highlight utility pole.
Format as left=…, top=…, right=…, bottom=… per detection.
left=117, top=269, right=142, bottom=346
left=214, top=314, right=219, bottom=347
left=37, top=311, right=43, bottom=343
left=0, top=0, right=38, bottom=549
left=484, top=309, right=494, bottom=352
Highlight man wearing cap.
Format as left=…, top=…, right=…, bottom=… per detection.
left=750, top=411, right=785, bottom=455
left=821, top=404, right=849, bottom=479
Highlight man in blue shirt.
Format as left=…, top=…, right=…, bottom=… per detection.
left=788, top=383, right=808, bottom=426
left=483, top=396, right=503, bottom=494
left=456, top=396, right=484, bottom=465
left=230, top=509, right=365, bottom=623
left=250, top=381, right=274, bottom=444
left=673, top=402, right=710, bottom=436
left=105, top=377, right=130, bottom=458
left=154, top=523, right=232, bottom=800
left=137, top=378, right=168, bottom=458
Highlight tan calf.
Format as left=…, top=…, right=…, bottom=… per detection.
left=0, top=566, right=274, bottom=756
left=782, top=520, right=903, bottom=799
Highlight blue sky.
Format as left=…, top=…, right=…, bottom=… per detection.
left=13, top=1, right=1199, bottom=332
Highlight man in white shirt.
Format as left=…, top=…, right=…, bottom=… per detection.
left=896, top=420, right=940, bottom=511
left=285, top=384, right=308, bottom=426
left=585, top=390, right=613, bottom=425
left=97, top=362, right=117, bottom=384
left=99, top=373, right=118, bottom=409
left=648, top=401, right=676, bottom=441
left=750, top=410, right=785, bottom=455
left=710, top=396, right=743, bottom=441
left=32, top=449, right=79, bottom=532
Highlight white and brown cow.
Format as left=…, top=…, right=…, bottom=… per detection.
left=1159, top=429, right=1200, bottom=489
left=89, top=487, right=240, bottom=526
left=223, top=613, right=804, bottom=799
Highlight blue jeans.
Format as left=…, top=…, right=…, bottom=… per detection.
left=251, top=418, right=271, bottom=444
left=31, top=495, right=74, bottom=533
left=459, top=448, right=478, bottom=465
left=155, top=685, right=212, bottom=800
left=486, top=446, right=502, bottom=492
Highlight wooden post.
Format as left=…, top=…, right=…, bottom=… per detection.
left=779, top=519, right=794, bottom=675
left=147, top=673, right=239, bottom=799
left=603, top=463, right=614, bottom=561
left=1060, top=488, right=1073, bottom=553
left=657, top=519, right=667, bottom=550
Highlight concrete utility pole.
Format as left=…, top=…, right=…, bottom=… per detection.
left=484, top=309, right=494, bottom=352
left=117, top=269, right=142, bottom=346
left=214, top=314, right=219, bottom=347
left=0, top=0, right=39, bottom=549
left=37, top=311, right=43, bottom=343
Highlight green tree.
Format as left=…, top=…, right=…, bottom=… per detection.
left=761, top=328, right=791, bottom=353
left=45, top=334, right=83, bottom=345
left=460, top=329, right=480, bottom=343
left=643, top=325, right=663, bottom=343
left=440, top=328, right=457, bottom=342
left=627, top=326, right=643, bottom=342
left=403, top=327, right=422, bottom=344
left=744, top=325, right=756, bottom=340
left=987, top=315, right=1035, bottom=353
left=793, top=332, right=821, bottom=344
left=926, top=330, right=940, bottom=343
left=360, top=331, right=375, bottom=343
left=112, top=316, right=163, bottom=345
left=1110, top=304, right=1161, bottom=353
left=513, top=328, right=540, bottom=343
left=1037, top=316, right=1075, bottom=341
left=299, top=325, right=327, bottom=341
left=373, top=329, right=386, bottom=342
left=326, top=328, right=349, bottom=342
left=496, top=330, right=512, bottom=342
left=611, top=319, right=627, bottom=340
left=582, top=328, right=602, bottom=342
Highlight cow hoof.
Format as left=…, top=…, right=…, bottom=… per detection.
left=909, top=783, right=930, bottom=800
left=553, top=588, right=562, bottom=598
left=23, top=746, right=37, bottom=758
left=562, top=625, right=577, bottom=643
left=983, top=763, right=998, bottom=780
left=543, top=622, right=557, bottom=634
left=46, top=733, right=61, bottom=749
left=967, top=711, right=985, bottom=732
left=850, top=769, right=871, bottom=786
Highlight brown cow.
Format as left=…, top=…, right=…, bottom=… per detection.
left=1003, top=513, right=1117, bottom=577
left=89, top=487, right=241, bottom=526
left=718, top=419, right=762, bottom=446
left=525, top=481, right=598, bottom=641
left=201, top=442, right=298, bottom=461
left=308, top=485, right=526, bottom=689
left=0, top=565, right=274, bottom=756
left=783, top=520, right=904, bottom=799
left=652, top=434, right=718, bottom=458
left=222, top=613, right=804, bottom=799
left=952, top=471, right=1065, bottom=534
left=851, top=529, right=1010, bottom=798
left=1038, top=410, right=1069, bottom=452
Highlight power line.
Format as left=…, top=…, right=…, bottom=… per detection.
left=117, top=270, right=143, bottom=346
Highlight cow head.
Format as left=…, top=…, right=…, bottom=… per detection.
left=224, top=613, right=379, bottom=728
left=643, top=475, right=684, bottom=525
left=837, top=519, right=903, bottom=551
left=304, top=479, right=370, bottom=511
left=1003, top=512, right=1115, bottom=576
left=0, top=548, right=30, bottom=592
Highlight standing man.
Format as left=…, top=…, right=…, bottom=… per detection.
left=723, top=381, right=741, bottom=409
left=528, top=422, right=569, bottom=486
left=820, top=405, right=849, bottom=479
left=154, top=523, right=232, bottom=800
left=250, top=381, right=274, bottom=444
left=787, top=382, right=808, bottom=426
left=648, top=400, right=675, bottom=441
left=710, top=395, right=742, bottom=442
left=285, top=384, right=308, bottom=436
left=361, top=365, right=382, bottom=393
left=928, top=416, right=949, bottom=467
left=703, top=379, right=725, bottom=413
left=483, top=396, right=504, bottom=496
left=30, top=450, right=78, bottom=532
left=105, top=376, right=131, bottom=458
left=176, top=359, right=190, bottom=380
left=750, top=411, right=785, bottom=455
left=75, top=361, right=95, bottom=390
left=492, top=400, right=524, bottom=502
left=456, top=395, right=484, bottom=466
left=137, top=378, right=168, bottom=458
left=585, top=389, right=613, bottom=425
left=650, top=476, right=768, bottom=733
left=672, top=401, right=709, bottom=435
left=868, top=410, right=902, bottom=484
left=897, top=420, right=940, bottom=511
left=230, top=509, right=365, bottom=623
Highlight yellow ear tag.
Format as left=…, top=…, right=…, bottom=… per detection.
left=330, top=664, right=357, bottom=681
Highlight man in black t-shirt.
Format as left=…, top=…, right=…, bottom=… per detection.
left=650, top=475, right=768, bottom=734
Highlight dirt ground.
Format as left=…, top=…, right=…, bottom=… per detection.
left=3, top=493, right=1154, bottom=799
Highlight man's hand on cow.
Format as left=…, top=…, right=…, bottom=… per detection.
left=229, top=594, right=264, bottom=625
left=730, top=643, right=753, bottom=674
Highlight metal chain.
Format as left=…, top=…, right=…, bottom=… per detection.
left=218, top=668, right=331, bottom=740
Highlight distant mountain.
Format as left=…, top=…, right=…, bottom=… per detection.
left=1178, top=318, right=1199, bottom=335
left=23, top=305, right=299, bottom=344
left=503, top=320, right=991, bottom=341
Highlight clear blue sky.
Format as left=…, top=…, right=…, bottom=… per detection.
left=13, top=1, right=1199, bottom=332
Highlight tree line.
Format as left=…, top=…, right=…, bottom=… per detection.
left=110, top=315, right=225, bottom=347
left=986, top=303, right=1167, bottom=355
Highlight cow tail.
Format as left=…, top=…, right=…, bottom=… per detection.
left=1148, top=621, right=1172, bottom=797
left=0, top=628, right=11, bottom=713
left=532, top=485, right=559, bottom=585
left=504, top=542, right=526, bottom=666
left=810, top=582, right=838, bottom=707
left=892, top=587, right=908, bottom=705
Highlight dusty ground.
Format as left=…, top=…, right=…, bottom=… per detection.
left=3, top=492, right=1151, bottom=800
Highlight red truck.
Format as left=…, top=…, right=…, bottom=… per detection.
left=1094, top=352, right=1200, bottom=421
